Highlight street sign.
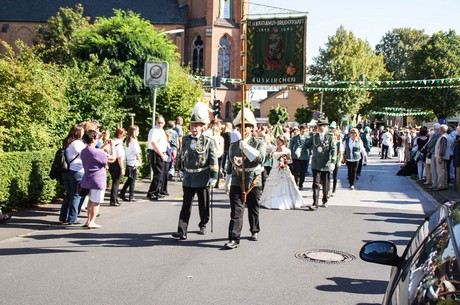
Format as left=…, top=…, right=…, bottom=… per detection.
left=144, top=61, right=168, bottom=87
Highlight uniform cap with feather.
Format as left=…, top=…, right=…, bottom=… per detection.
left=233, top=108, right=257, bottom=127
left=190, top=100, right=210, bottom=125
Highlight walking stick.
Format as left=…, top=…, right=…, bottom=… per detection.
left=210, top=184, right=214, bottom=233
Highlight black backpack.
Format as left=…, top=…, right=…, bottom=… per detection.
left=49, top=148, right=79, bottom=182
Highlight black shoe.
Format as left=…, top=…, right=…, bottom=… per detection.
left=171, top=232, right=187, bottom=240
left=148, top=196, right=159, bottom=201
left=119, top=194, right=129, bottom=201
left=129, top=198, right=136, bottom=202
left=308, top=205, right=317, bottom=211
left=250, top=233, right=259, bottom=241
left=321, top=203, right=328, bottom=208
left=160, top=192, right=170, bottom=196
left=110, top=202, right=120, bottom=206
left=198, top=227, right=208, bottom=235
left=224, top=240, right=240, bottom=249
left=157, top=193, right=165, bottom=198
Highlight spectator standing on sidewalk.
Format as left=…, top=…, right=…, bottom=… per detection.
left=120, top=125, right=141, bottom=202
left=427, top=123, right=441, bottom=189
left=146, top=116, right=168, bottom=201
left=171, top=102, right=219, bottom=240
left=434, top=125, right=453, bottom=191
left=108, top=128, right=126, bottom=207
left=454, top=126, right=460, bottom=191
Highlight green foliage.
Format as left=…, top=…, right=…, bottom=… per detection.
left=63, top=56, right=126, bottom=134
left=309, top=26, right=390, bottom=122
left=294, top=106, right=313, bottom=125
left=0, top=42, right=68, bottom=151
left=408, top=30, right=460, bottom=119
left=0, top=150, right=62, bottom=210
left=268, top=104, right=289, bottom=125
left=35, top=4, right=90, bottom=65
left=232, top=100, right=254, bottom=118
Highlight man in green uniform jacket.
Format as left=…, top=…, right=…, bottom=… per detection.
left=305, top=119, right=337, bottom=210
left=172, top=102, right=219, bottom=240
left=224, top=108, right=266, bottom=249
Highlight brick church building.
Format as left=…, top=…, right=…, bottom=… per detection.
left=0, top=0, right=244, bottom=120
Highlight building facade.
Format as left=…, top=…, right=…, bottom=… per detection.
left=0, top=0, right=244, bottom=119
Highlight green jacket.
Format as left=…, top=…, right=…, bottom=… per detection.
left=288, top=133, right=309, bottom=160
left=306, top=132, right=337, bottom=171
left=178, top=134, right=218, bottom=188
left=227, top=136, right=266, bottom=189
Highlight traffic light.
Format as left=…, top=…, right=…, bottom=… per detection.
left=213, top=100, right=221, bottom=117
left=212, top=75, right=221, bottom=89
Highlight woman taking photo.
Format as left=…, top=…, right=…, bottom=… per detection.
left=80, top=130, right=116, bottom=229
left=60, top=123, right=86, bottom=224
left=120, top=125, right=142, bottom=202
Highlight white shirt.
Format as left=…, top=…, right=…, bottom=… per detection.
left=382, top=132, right=392, bottom=146
left=148, top=126, right=168, bottom=152
left=125, top=139, right=141, bottom=167
left=66, top=140, right=86, bottom=172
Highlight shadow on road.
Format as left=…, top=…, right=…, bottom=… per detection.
left=316, top=276, right=387, bottom=295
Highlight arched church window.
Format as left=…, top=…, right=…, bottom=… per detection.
left=218, top=36, right=231, bottom=78
left=191, top=36, right=204, bottom=74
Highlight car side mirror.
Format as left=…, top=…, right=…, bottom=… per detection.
left=360, top=241, right=400, bottom=266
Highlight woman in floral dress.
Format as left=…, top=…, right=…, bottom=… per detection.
left=260, top=135, right=306, bottom=209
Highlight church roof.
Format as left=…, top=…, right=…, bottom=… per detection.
left=0, top=0, right=187, bottom=24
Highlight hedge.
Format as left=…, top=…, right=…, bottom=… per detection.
left=0, top=142, right=151, bottom=211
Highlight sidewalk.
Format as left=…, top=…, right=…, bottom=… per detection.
left=0, top=178, right=184, bottom=242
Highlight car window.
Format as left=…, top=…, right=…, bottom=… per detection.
left=399, top=220, right=460, bottom=304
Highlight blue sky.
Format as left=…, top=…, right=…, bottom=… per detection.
left=251, top=0, right=460, bottom=65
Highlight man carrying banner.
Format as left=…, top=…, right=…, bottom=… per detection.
left=224, top=108, right=266, bottom=249
left=171, top=102, right=218, bottom=240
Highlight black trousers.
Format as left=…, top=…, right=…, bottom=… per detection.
left=147, top=150, right=166, bottom=198
left=177, top=186, right=209, bottom=235
left=331, top=164, right=339, bottom=193
left=357, top=154, right=363, bottom=175
left=228, top=186, right=261, bottom=242
left=108, top=162, right=123, bottom=205
left=312, top=169, right=330, bottom=207
left=120, top=166, right=137, bottom=200
left=292, top=159, right=308, bottom=188
left=346, top=160, right=359, bottom=187
left=381, top=144, right=389, bottom=159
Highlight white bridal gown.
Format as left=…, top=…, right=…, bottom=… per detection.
left=260, top=147, right=306, bottom=210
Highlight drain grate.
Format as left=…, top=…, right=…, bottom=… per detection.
left=294, top=249, right=356, bottom=264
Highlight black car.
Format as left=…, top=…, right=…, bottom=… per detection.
left=360, top=201, right=460, bottom=304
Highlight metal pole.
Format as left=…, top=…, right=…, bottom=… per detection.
left=210, top=185, right=214, bottom=233
left=319, top=92, right=324, bottom=114
left=152, top=87, right=157, bottom=128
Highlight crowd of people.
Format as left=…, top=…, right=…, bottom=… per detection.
left=11, top=101, right=460, bottom=249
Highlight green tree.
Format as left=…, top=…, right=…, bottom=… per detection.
left=376, top=28, right=429, bottom=80
left=268, top=104, right=289, bottom=125
left=35, top=4, right=90, bottom=65
left=294, top=106, right=313, bottom=125
left=308, top=26, right=391, bottom=122
left=71, top=9, right=202, bottom=135
left=0, top=42, right=68, bottom=151
left=232, top=100, right=254, bottom=118
left=408, top=30, right=460, bottom=119
left=64, top=55, right=126, bottom=132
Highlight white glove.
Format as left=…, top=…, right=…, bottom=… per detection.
left=208, top=178, right=217, bottom=187
left=225, top=175, right=232, bottom=194
left=241, top=141, right=260, bottom=162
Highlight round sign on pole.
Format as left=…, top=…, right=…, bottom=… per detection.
left=144, top=61, right=169, bottom=88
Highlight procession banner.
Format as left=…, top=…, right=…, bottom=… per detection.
left=246, top=17, right=307, bottom=86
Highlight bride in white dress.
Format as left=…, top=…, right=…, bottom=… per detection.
left=260, top=135, right=306, bottom=209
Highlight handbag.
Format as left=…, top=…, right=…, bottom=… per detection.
left=78, top=186, right=90, bottom=197
left=414, top=151, right=421, bottom=162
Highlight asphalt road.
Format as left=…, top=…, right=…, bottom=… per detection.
left=0, top=148, right=441, bottom=305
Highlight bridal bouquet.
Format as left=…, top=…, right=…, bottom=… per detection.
left=278, top=154, right=289, bottom=171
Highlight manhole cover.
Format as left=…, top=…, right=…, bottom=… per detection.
left=294, top=249, right=356, bottom=264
